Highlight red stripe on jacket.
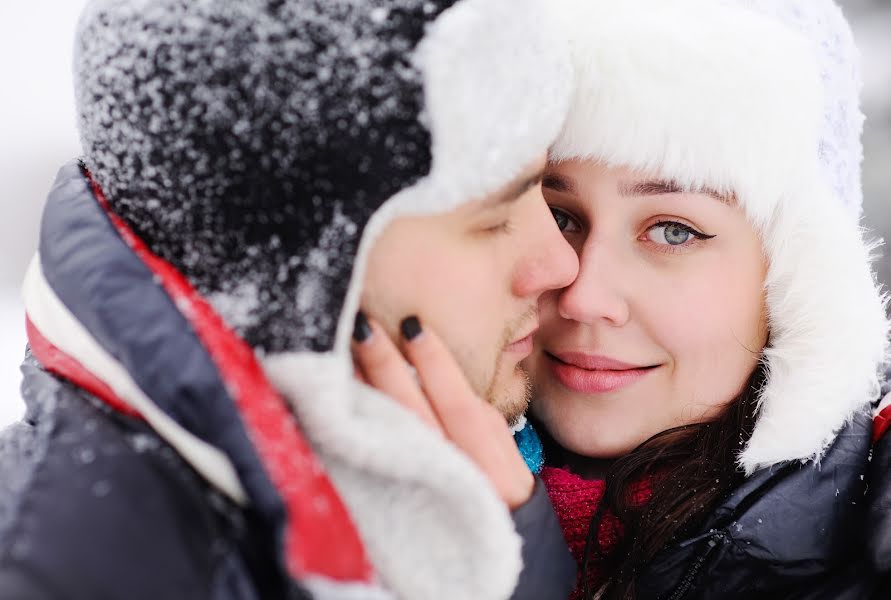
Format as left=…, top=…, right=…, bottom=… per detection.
left=26, top=316, right=143, bottom=420
left=52, top=172, right=374, bottom=584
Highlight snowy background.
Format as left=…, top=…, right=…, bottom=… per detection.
left=0, top=2, right=89, bottom=427
left=1, top=0, right=889, bottom=428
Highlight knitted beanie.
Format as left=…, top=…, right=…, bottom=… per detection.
left=75, top=0, right=572, bottom=355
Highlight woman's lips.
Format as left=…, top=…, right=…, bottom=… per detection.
left=546, top=351, right=658, bottom=393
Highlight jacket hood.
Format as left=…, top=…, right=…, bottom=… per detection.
left=24, top=161, right=538, bottom=599
left=23, top=162, right=389, bottom=597
left=549, top=0, right=889, bottom=473
left=75, top=0, right=572, bottom=355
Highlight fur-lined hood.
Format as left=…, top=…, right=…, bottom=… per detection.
left=550, top=0, right=889, bottom=472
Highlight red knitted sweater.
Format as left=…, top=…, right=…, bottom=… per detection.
left=540, top=467, right=651, bottom=600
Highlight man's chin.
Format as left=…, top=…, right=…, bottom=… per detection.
left=488, top=366, right=532, bottom=426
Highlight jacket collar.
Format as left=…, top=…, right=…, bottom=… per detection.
left=641, top=410, right=875, bottom=595
left=23, top=161, right=375, bottom=590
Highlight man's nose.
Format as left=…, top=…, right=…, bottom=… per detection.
left=557, top=240, right=630, bottom=326
left=512, top=200, right=579, bottom=299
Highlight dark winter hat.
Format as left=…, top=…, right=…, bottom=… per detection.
left=74, top=0, right=571, bottom=354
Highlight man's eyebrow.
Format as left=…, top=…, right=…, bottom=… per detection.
left=542, top=173, right=579, bottom=195
left=487, top=168, right=546, bottom=206
left=619, top=179, right=729, bottom=203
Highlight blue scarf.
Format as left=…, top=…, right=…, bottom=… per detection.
left=513, top=420, right=544, bottom=474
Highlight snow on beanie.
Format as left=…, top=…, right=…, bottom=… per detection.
left=76, top=0, right=446, bottom=354
left=74, top=0, right=572, bottom=357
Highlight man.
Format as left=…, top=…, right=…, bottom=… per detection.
left=1, top=1, right=576, bottom=598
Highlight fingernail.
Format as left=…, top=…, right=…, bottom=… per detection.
left=353, top=311, right=372, bottom=343
left=400, top=316, right=422, bottom=341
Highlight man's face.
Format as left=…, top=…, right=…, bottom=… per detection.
left=361, top=156, right=579, bottom=423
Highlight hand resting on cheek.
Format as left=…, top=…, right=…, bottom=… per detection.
left=352, top=312, right=535, bottom=510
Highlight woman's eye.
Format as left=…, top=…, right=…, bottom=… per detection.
left=550, top=207, right=579, bottom=233
left=645, top=221, right=714, bottom=246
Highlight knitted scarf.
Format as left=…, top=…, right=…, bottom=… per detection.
left=540, top=467, right=651, bottom=599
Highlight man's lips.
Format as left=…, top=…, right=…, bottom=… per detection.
left=546, top=351, right=659, bottom=393
left=505, top=325, right=539, bottom=355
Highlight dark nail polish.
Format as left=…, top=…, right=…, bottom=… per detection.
left=400, top=316, right=422, bottom=341
left=353, top=311, right=372, bottom=343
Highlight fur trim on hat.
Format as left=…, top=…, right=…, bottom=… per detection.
left=550, top=0, right=889, bottom=472
left=335, top=0, right=572, bottom=351
left=267, top=1, right=573, bottom=599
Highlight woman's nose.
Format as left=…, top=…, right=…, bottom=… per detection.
left=557, top=242, right=630, bottom=326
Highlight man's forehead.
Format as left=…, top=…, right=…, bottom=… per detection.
left=471, top=156, right=548, bottom=210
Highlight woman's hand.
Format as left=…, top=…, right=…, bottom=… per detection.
left=352, top=312, right=534, bottom=510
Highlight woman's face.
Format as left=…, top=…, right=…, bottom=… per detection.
left=526, top=160, right=769, bottom=458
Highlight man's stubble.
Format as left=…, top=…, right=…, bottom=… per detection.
left=481, top=306, right=539, bottom=426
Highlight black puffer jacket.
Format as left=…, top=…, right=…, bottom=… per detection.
left=636, top=407, right=891, bottom=600
left=0, top=359, right=570, bottom=600
left=0, top=163, right=575, bottom=600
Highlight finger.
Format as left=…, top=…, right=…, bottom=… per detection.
left=351, top=312, right=443, bottom=432
left=399, top=316, right=534, bottom=508
left=398, top=316, right=495, bottom=435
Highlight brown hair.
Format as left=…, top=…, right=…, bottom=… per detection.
left=539, top=363, right=767, bottom=600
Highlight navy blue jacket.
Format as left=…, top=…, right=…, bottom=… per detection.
left=0, top=163, right=575, bottom=600
left=0, top=357, right=572, bottom=600
left=634, top=408, right=891, bottom=600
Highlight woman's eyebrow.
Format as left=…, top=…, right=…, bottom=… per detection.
left=619, top=179, right=685, bottom=196
left=619, top=179, right=729, bottom=203
left=542, top=173, right=578, bottom=195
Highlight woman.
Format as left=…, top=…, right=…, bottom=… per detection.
left=525, top=0, right=891, bottom=597
left=356, top=0, right=891, bottom=598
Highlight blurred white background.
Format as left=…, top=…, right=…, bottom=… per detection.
left=1, top=1, right=889, bottom=428
left=0, top=1, right=88, bottom=426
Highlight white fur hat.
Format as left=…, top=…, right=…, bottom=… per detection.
left=551, top=0, right=889, bottom=472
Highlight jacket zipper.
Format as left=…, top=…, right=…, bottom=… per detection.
left=661, top=531, right=725, bottom=600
